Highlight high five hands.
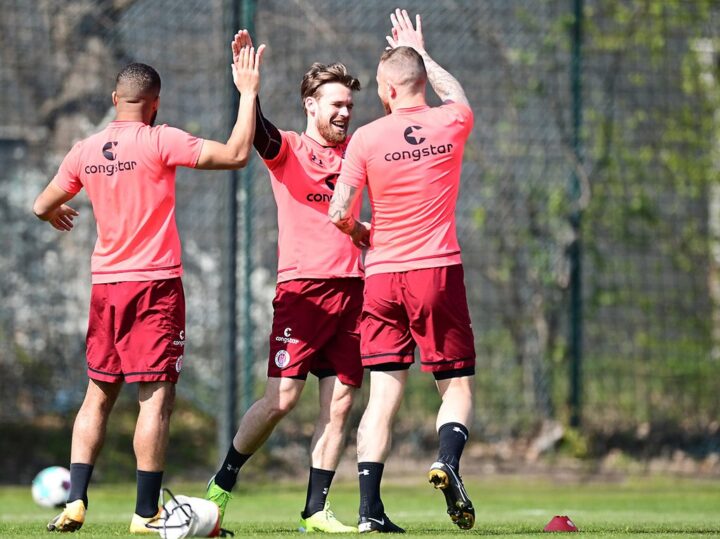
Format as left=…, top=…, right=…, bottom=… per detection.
left=230, top=29, right=265, bottom=94
left=386, top=8, right=425, bottom=53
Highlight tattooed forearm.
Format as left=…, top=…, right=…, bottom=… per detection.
left=329, top=182, right=361, bottom=234
left=330, top=209, right=358, bottom=235
left=419, top=51, right=469, bottom=107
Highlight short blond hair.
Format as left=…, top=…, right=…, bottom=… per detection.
left=379, top=47, right=427, bottom=91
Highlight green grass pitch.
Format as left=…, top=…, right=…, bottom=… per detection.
left=1, top=475, right=719, bottom=537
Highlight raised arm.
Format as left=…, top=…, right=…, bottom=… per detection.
left=386, top=9, right=469, bottom=107
left=328, top=182, right=370, bottom=249
left=196, top=30, right=265, bottom=170
left=254, top=98, right=282, bottom=160
left=228, top=30, right=282, bottom=160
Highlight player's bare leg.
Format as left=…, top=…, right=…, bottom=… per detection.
left=135, top=381, right=175, bottom=470
left=71, top=379, right=123, bottom=464
left=430, top=374, right=475, bottom=530
left=357, top=370, right=408, bottom=462
left=311, top=376, right=355, bottom=469
left=232, top=376, right=305, bottom=453
left=299, top=376, right=357, bottom=532
left=357, top=369, right=408, bottom=533
left=129, top=381, right=175, bottom=531
left=210, top=376, right=307, bottom=509
left=48, top=379, right=122, bottom=532
left=207, top=376, right=305, bottom=521
left=435, top=375, right=474, bottom=430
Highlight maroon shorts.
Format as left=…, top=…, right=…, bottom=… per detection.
left=361, top=265, right=475, bottom=373
left=86, top=278, right=186, bottom=384
left=268, top=278, right=363, bottom=387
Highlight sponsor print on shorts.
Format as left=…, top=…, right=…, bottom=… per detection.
left=275, top=349, right=291, bottom=369
left=173, top=330, right=186, bottom=373
left=173, top=329, right=186, bottom=347
left=275, top=327, right=299, bottom=345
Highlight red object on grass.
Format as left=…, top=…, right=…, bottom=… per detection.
left=543, top=515, right=579, bottom=532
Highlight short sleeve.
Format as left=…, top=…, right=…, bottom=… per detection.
left=263, top=130, right=291, bottom=171
left=51, top=143, right=83, bottom=194
left=155, top=125, right=204, bottom=168
left=337, top=129, right=367, bottom=190
left=442, top=102, right=474, bottom=137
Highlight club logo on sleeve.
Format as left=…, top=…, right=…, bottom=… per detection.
left=102, top=141, right=118, bottom=160
left=274, top=350, right=291, bottom=369
left=403, top=125, right=425, bottom=145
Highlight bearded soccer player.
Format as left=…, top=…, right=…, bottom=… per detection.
left=329, top=9, right=476, bottom=533
left=205, top=31, right=366, bottom=533
left=32, top=32, right=264, bottom=534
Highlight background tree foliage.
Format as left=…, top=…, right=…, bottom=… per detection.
left=1, top=1, right=720, bottom=481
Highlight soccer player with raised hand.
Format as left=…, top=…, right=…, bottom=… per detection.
left=34, top=30, right=263, bottom=534
left=204, top=30, right=363, bottom=534
left=329, top=8, right=476, bottom=533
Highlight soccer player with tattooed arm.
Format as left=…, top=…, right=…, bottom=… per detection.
left=33, top=31, right=263, bottom=534
left=329, top=9, right=476, bottom=533
left=204, top=30, right=366, bottom=533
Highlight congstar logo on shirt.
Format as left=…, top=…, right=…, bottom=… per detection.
left=84, top=141, right=138, bottom=176
left=306, top=174, right=339, bottom=203
left=404, top=125, right=426, bottom=145
left=385, top=125, right=454, bottom=162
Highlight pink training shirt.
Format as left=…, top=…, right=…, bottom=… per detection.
left=337, top=102, right=473, bottom=277
left=52, top=121, right=204, bottom=284
left=264, top=131, right=363, bottom=283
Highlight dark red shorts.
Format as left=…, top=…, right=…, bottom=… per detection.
left=268, top=278, right=363, bottom=388
left=86, top=278, right=186, bottom=384
left=361, top=265, right=475, bottom=373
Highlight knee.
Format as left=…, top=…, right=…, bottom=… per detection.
left=330, top=390, right=355, bottom=422
left=81, top=390, right=115, bottom=418
left=94, top=395, right=116, bottom=416
left=139, top=383, right=175, bottom=418
left=264, top=393, right=298, bottom=421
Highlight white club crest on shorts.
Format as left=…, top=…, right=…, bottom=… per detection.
left=175, top=355, right=184, bottom=373
left=274, top=350, right=291, bottom=369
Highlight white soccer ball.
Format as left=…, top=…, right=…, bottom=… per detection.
left=31, top=466, right=71, bottom=508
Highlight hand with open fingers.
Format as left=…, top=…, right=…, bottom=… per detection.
left=231, top=29, right=255, bottom=64
left=231, top=39, right=265, bottom=95
left=386, top=8, right=425, bottom=53
left=48, top=204, right=79, bottom=232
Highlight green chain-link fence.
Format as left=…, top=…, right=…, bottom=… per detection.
left=2, top=0, right=720, bottom=480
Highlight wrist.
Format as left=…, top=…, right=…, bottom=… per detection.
left=337, top=216, right=357, bottom=235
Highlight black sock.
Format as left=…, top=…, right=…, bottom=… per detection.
left=214, top=444, right=252, bottom=492
left=301, top=467, right=335, bottom=518
left=67, top=463, right=93, bottom=508
left=358, top=462, right=385, bottom=517
left=135, top=470, right=163, bottom=518
left=437, top=422, right=469, bottom=473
